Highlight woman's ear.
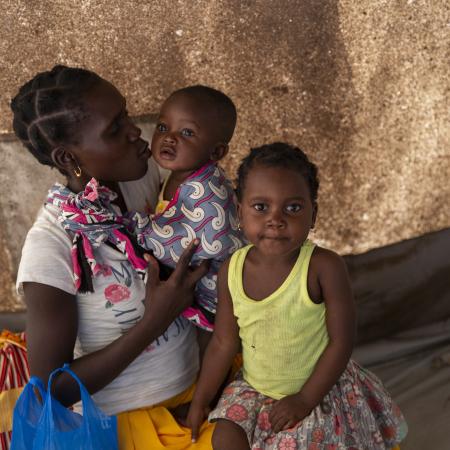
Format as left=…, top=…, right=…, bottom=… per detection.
left=50, top=146, right=78, bottom=175
left=210, top=143, right=229, bottom=162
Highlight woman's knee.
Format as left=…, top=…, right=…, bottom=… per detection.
left=212, top=419, right=249, bottom=450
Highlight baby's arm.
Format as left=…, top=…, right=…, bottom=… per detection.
left=186, top=258, right=241, bottom=442
left=269, top=247, right=355, bottom=432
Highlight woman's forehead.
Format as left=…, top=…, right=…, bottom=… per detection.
left=82, top=80, right=125, bottom=119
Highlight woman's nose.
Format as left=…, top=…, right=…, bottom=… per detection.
left=128, top=122, right=142, bottom=141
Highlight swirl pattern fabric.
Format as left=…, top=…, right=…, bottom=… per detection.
left=134, top=163, right=243, bottom=331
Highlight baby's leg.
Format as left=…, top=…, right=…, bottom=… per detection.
left=212, top=420, right=249, bottom=450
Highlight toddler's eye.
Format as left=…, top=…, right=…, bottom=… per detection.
left=157, top=123, right=167, bottom=132
left=253, top=203, right=267, bottom=212
left=286, top=204, right=302, bottom=213
left=181, top=128, right=194, bottom=137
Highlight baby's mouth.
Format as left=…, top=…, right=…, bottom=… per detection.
left=159, top=146, right=177, bottom=160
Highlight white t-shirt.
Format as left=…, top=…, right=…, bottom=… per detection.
left=16, top=160, right=199, bottom=415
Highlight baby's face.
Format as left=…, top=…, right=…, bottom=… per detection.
left=151, top=93, right=221, bottom=175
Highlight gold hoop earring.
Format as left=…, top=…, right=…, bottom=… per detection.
left=74, top=164, right=82, bottom=178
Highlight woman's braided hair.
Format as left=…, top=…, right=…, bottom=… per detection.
left=10, top=65, right=102, bottom=171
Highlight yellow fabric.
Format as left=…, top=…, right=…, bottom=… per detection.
left=0, top=387, right=23, bottom=433
left=117, top=383, right=214, bottom=449
left=0, top=330, right=28, bottom=433
left=154, top=177, right=170, bottom=215
left=228, top=240, right=329, bottom=400
left=0, top=330, right=26, bottom=350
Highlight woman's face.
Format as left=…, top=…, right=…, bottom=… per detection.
left=67, top=80, right=151, bottom=183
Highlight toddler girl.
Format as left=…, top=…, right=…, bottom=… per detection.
left=187, top=143, right=407, bottom=449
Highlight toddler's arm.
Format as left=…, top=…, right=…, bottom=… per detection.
left=186, top=258, right=240, bottom=441
left=269, top=248, right=355, bottom=432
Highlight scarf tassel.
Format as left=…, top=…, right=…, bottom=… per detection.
left=74, top=234, right=94, bottom=293
left=112, top=229, right=147, bottom=276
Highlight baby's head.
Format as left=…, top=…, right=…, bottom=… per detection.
left=151, top=85, right=237, bottom=174
left=236, top=143, right=319, bottom=253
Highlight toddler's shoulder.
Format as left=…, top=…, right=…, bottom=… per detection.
left=218, top=255, right=233, bottom=276
left=310, top=245, right=347, bottom=275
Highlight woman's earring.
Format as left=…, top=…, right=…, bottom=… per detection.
left=73, top=164, right=82, bottom=178
left=237, top=222, right=242, bottom=232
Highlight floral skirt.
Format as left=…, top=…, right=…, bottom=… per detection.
left=209, top=359, right=407, bottom=449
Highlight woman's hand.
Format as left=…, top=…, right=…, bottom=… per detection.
left=186, top=401, right=210, bottom=442
left=142, top=239, right=209, bottom=336
left=269, top=393, right=313, bottom=433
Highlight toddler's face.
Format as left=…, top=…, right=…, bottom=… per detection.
left=151, top=93, right=222, bottom=175
left=238, top=165, right=317, bottom=259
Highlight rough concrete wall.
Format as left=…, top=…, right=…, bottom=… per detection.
left=0, top=134, right=64, bottom=311
left=0, top=1, right=449, bottom=310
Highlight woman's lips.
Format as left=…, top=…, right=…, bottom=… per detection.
left=138, top=142, right=151, bottom=158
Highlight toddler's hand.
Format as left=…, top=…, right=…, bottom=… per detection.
left=269, top=394, right=313, bottom=433
left=186, top=401, right=210, bottom=442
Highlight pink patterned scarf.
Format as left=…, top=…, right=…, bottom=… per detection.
left=46, top=178, right=147, bottom=293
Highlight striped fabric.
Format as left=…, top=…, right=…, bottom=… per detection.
left=0, top=331, right=29, bottom=450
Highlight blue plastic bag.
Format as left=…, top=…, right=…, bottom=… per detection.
left=10, top=376, right=46, bottom=449
left=11, top=363, right=118, bottom=450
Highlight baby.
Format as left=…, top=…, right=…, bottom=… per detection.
left=134, top=85, right=243, bottom=350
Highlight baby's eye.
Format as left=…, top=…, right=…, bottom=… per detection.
left=252, top=203, right=267, bottom=212
left=285, top=204, right=302, bottom=213
left=181, top=128, right=194, bottom=137
left=156, top=123, right=167, bottom=132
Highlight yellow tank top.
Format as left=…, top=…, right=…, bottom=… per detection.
left=228, top=240, right=329, bottom=399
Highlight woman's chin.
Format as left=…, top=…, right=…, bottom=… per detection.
left=120, top=161, right=150, bottom=182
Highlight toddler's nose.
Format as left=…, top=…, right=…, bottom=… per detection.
left=267, top=210, right=285, bottom=227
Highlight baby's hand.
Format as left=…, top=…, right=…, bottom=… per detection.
left=186, top=401, right=210, bottom=442
left=269, top=394, right=313, bottom=433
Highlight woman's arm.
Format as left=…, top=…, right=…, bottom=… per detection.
left=24, top=240, right=208, bottom=407
left=269, top=248, right=355, bottom=432
left=187, top=259, right=241, bottom=441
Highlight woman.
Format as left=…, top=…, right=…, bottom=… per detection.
left=11, top=65, right=214, bottom=448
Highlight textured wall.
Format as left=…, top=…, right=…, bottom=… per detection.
left=0, top=0, right=449, bottom=310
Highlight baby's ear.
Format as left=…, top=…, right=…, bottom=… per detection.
left=211, top=143, right=229, bottom=161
